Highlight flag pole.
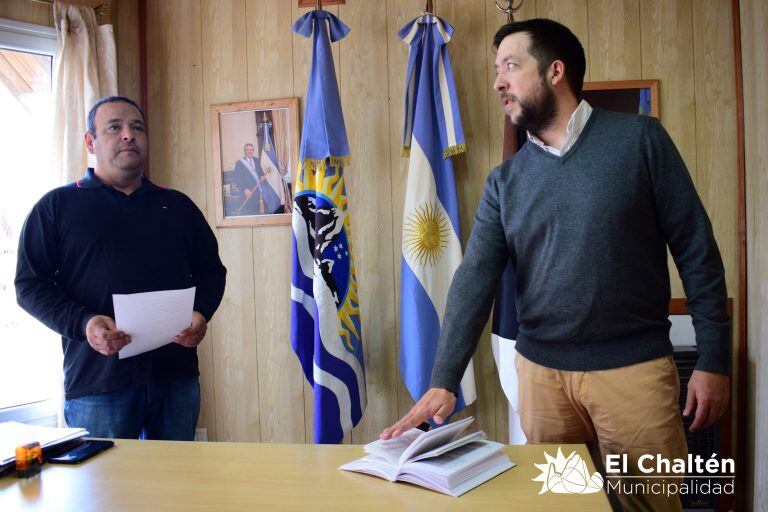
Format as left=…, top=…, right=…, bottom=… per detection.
left=494, top=0, right=525, bottom=23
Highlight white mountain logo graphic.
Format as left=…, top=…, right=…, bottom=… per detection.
left=532, top=447, right=604, bottom=494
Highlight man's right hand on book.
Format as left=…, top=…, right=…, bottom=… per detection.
left=379, top=387, right=456, bottom=440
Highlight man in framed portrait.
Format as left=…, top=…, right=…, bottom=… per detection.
left=233, top=142, right=281, bottom=215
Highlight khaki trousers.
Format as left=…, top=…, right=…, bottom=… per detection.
left=516, top=352, right=688, bottom=512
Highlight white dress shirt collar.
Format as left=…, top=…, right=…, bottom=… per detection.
left=527, top=100, right=593, bottom=157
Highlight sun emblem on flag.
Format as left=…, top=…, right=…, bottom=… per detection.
left=403, top=202, right=450, bottom=267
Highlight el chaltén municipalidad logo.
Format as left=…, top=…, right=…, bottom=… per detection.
left=532, top=447, right=604, bottom=494
left=532, top=447, right=736, bottom=499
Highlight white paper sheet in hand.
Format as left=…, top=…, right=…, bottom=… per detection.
left=114, top=287, right=196, bottom=359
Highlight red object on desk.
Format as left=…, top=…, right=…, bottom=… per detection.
left=15, top=442, right=43, bottom=478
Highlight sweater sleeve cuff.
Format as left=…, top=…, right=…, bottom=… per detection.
left=79, top=313, right=97, bottom=341
left=194, top=304, right=214, bottom=322
left=693, top=349, right=730, bottom=375
left=428, top=375, right=460, bottom=395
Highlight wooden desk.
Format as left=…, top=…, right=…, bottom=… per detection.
left=0, top=441, right=611, bottom=511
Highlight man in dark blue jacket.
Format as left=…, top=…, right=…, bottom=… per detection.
left=15, top=96, right=227, bottom=441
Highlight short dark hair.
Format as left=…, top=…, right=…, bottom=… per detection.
left=493, top=18, right=586, bottom=100
left=87, top=96, right=145, bottom=135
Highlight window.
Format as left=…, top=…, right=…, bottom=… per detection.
left=0, top=17, right=60, bottom=423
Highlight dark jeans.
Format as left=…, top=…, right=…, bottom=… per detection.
left=64, top=375, right=200, bottom=440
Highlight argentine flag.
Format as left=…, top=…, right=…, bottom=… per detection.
left=398, top=14, right=476, bottom=413
left=290, top=9, right=366, bottom=444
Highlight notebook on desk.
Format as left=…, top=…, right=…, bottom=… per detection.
left=0, top=421, right=89, bottom=472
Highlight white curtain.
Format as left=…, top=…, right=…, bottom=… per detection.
left=52, top=1, right=118, bottom=184
left=50, top=2, right=117, bottom=426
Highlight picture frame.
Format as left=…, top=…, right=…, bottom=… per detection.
left=210, top=97, right=300, bottom=228
left=582, top=79, right=660, bottom=117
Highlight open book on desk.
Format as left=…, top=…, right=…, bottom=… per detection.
left=339, top=417, right=515, bottom=497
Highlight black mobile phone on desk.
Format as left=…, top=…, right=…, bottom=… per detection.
left=48, top=439, right=114, bottom=464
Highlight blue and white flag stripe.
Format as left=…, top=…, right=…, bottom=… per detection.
left=399, top=14, right=475, bottom=412
left=400, top=142, right=477, bottom=408
left=437, top=49, right=462, bottom=150
left=260, top=124, right=286, bottom=206
left=291, top=259, right=366, bottom=433
left=399, top=15, right=465, bottom=158
left=402, top=139, right=462, bottom=318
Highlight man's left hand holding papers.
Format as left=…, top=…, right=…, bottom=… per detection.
left=173, top=311, right=208, bottom=348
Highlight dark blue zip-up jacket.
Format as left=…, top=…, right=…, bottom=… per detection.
left=15, top=169, right=227, bottom=399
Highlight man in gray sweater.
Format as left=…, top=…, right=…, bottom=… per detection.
left=381, top=19, right=730, bottom=511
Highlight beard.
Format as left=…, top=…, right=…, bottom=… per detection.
left=504, top=79, right=558, bottom=136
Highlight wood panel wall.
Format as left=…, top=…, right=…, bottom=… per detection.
left=740, top=0, right=768, bottom=508
left=2, top=0, right=758, bottom=502
left=0, top=0, right=53, bottom=26
left=146, top=0, right=741, bottom=452
left=113, top=0, right=140, bottom=102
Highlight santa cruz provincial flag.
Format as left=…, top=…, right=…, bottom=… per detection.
left=290, top=9, right=366, bottom=444
left=398, top=14, right=476, bottom=412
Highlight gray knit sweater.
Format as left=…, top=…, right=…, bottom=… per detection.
left=430, top=108, right=730, bottom=393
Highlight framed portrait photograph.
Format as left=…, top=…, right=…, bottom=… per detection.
left=210, top=97, right=299, bottom=227
left=582, top=79, right=659, bottom=117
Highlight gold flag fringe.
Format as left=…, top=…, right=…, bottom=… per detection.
left=302, top=154, right=351, bottom=172
left=401, top=143, right=466, bottom=159
left=442, top=143, right=466, bottom=158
